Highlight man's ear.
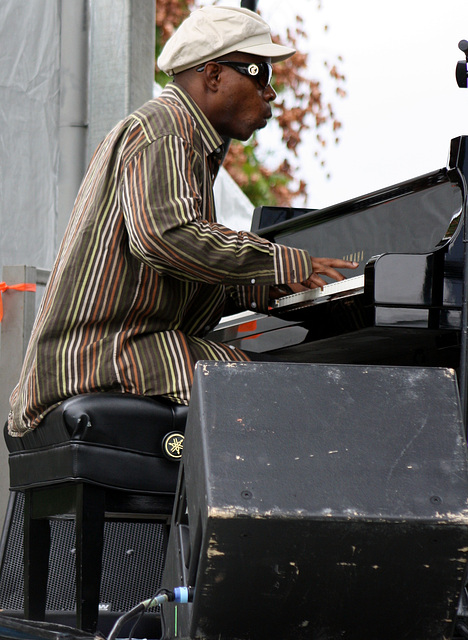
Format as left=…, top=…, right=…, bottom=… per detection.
left=202, top=62, right=222, bottom=92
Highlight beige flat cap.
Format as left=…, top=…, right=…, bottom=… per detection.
left=158, top=6, right=295, bottom=76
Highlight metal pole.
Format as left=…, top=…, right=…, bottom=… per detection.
left=240, top=0, right=259, bottom=11
left=452, top=137, right=468, bottom=435
left=57, top=0, right=89, bottom=250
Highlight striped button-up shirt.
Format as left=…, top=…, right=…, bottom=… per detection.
left=9, top=84, right=311, bottom=436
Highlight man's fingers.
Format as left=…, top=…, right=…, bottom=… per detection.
left=312, top=258, right=359, bottom=272
left=303, top=273, right=327, bottom=289
left=303, top=257, right=359, bottom=289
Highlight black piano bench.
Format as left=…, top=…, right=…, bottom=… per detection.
left=3, top=393, right=188, bottom=633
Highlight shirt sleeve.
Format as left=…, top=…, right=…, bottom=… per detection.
left=120, top=134, right=311, bottom=287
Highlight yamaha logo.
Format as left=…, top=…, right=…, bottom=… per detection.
left=162, top=431, right=185, bottom=461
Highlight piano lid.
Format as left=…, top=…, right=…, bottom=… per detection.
left=251, top=166, right=463, bottom=281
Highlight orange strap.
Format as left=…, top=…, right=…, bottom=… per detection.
left=0, top=282, right=37, bottom=322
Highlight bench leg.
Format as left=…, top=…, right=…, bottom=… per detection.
left=23, top=491, right=50, bottom=621
left=75, top=484, right=105, bottom=632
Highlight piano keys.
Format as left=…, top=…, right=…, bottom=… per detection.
left=271, top=274, right=365, bottom=313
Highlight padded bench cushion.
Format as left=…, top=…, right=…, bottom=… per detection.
left=6, top=393, right=188, bottom=452
left=5, top=393, right=188, bottom=494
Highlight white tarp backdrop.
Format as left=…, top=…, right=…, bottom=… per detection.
left=0, top=0, right=61, bottom=270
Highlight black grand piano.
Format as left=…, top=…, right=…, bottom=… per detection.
left=209, top=135, right=468, bottom=420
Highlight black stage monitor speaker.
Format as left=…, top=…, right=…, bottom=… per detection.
left=0, top=492, right=166, bottom=637
left=161, top=362, right=468, bottom=640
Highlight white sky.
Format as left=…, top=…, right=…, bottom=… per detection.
left=219, top=0, right=468, bottom=210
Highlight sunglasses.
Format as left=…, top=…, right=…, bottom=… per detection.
left=196, top=60, right=273, bottom=89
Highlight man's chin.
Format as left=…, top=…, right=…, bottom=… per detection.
left=239, top=121, right=269, bottom=141
left=232, top=131, right=254, bottom=142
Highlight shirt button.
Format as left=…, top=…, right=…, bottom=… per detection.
left=250, top=278, right=256, bottom=284
left=251, top=302, right=257, bottom=309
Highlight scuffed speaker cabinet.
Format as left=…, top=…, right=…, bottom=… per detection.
left=162, top=362, right=468, bottom=640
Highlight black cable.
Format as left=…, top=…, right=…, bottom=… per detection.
left=133, top=588, right=171, bottom=640
left=159, top=595, right=168, bottom=640
left=127, top=606, right=147, bottom=640
left=156, top=588, right=175, bottom=640
left=106, top=587, right=193, bottom=640
left=107, top=589, right=174, bottom=640
left=107, top=602, right=146, bottom=640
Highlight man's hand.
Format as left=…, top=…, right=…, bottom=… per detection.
left=269, top=258, right=359, bottom=299
left=303, top=257, right=359, bottom=290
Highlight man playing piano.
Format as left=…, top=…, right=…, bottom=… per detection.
left=8, top=6, right=358, bottom=437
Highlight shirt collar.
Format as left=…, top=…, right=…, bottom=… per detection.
left=160, top=83, right=225, bottom=158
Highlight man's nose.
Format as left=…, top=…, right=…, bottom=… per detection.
left=264, top=84, right=277, bottom=101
